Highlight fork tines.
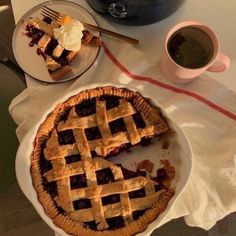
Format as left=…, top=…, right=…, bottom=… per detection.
left=41, top=6, right=63, bottom=24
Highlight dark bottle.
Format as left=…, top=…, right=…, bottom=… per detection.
left=88, top=0, right=186, bottom=26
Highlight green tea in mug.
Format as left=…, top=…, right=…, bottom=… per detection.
left=167, top=27, right=214, bottom=69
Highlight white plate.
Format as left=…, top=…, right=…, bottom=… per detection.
left=12, top=0, right=101, bottom=83
left=15, top=83, right=193, bottom=236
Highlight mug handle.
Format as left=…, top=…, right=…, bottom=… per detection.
left=207, top=52, right=230, bottom=72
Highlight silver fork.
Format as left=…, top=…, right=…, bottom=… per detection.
left=41, top=6, right=139, bottom=45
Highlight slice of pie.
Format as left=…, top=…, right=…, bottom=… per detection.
left=24, top=16, right=101, bottom=80
left=31, top=86, right=175, bottom=235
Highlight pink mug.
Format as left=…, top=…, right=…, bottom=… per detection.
left=160, top=20, right=230, bottom=84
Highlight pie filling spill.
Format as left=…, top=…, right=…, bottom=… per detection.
left=31, top=87, right=176, bottom=235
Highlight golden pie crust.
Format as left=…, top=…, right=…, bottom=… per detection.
left=30, top=86, right=175, bottom=236
left=25, top=17, right=101, bottom=80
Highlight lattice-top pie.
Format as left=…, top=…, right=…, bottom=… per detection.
left=24, top=16, right=101, bottom=80
left=31, top=86, right=175, bottom=236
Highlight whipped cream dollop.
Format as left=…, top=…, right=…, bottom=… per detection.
left=53, top=20, right=84, bottom=51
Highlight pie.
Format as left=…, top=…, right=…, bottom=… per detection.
left=31, top=86, right=175, bottom=235
left=24, top=16, right=101, bottom=80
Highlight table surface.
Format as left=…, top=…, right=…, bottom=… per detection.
left=9, top=1, right=236, bottom=235
left=10, top=0, right=236, bottom=92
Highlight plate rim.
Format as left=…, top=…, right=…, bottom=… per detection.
left=15, top=82, right=193, bottom=236
left=12, top=0, right=101, bottom=84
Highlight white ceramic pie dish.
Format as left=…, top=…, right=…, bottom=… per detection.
left=15, top=83, right=193, bottom=236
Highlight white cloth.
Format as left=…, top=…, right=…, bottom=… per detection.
left=9, top=16, right=236, bottom=233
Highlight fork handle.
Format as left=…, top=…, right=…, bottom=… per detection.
left=82, top=22, right=139, bottom=45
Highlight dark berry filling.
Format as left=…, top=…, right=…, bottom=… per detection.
left=91, top=150, right=97, bottom=158
left=44, top=38, right=58, bottom=57
left=75, top=98, right=96, bottom=117
left=61, top=49, right=70, bottom=58
left=42, top=16, right=52, bottom=24
left=25, top=25, right=44, bottom=44
left=109, top=118, right=127, bottom=134
left=43, top=180, right=58, bottom=198
left=156, top=168, right=168, bottom=181
left=107, top=216, right=125, bottom=230
left=128, top=188, right=146, bottom=199
left=25, top=24, right=34, bottom=35
left=83, top=221, right=97, bottom=231
left=37, top=48, right=43, bottom=55
left=154, top=184, right=164, bottom=192
left=30, top=30, right=44, bottom=46
left=53, top=52, right=70, bottom=67
left=59, top=109, right=70, bottom=122
left=84, top=216, right=126, bottom=231
left=39, top=142, right=52, bottom=174
left=96, top=168, right=114, bottom=185
left=132, top=113, right=146, bottom=129
left=53, top=49, right=70, bottom=67
left=85, top=126, right=102, bottom=141
left=40, top=156, right=53, bottom=174
left=132, top=209, right=146, bottom=220
left=73, top=199, right=91, bottom=210
left=121, top=167, right=139, bottom=180
left=58, top=130, right=75, bottom=145
left=65, top=154, right=81, bottom=164
left=56, top=206, right=65, bottom=215
left=70, top=174, right=87, bottom=189
left=102, top=194, right=120, bottom=206
left=102, top=95, right=120, bottom=109
left=152, top=168, right=168, bottom=191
